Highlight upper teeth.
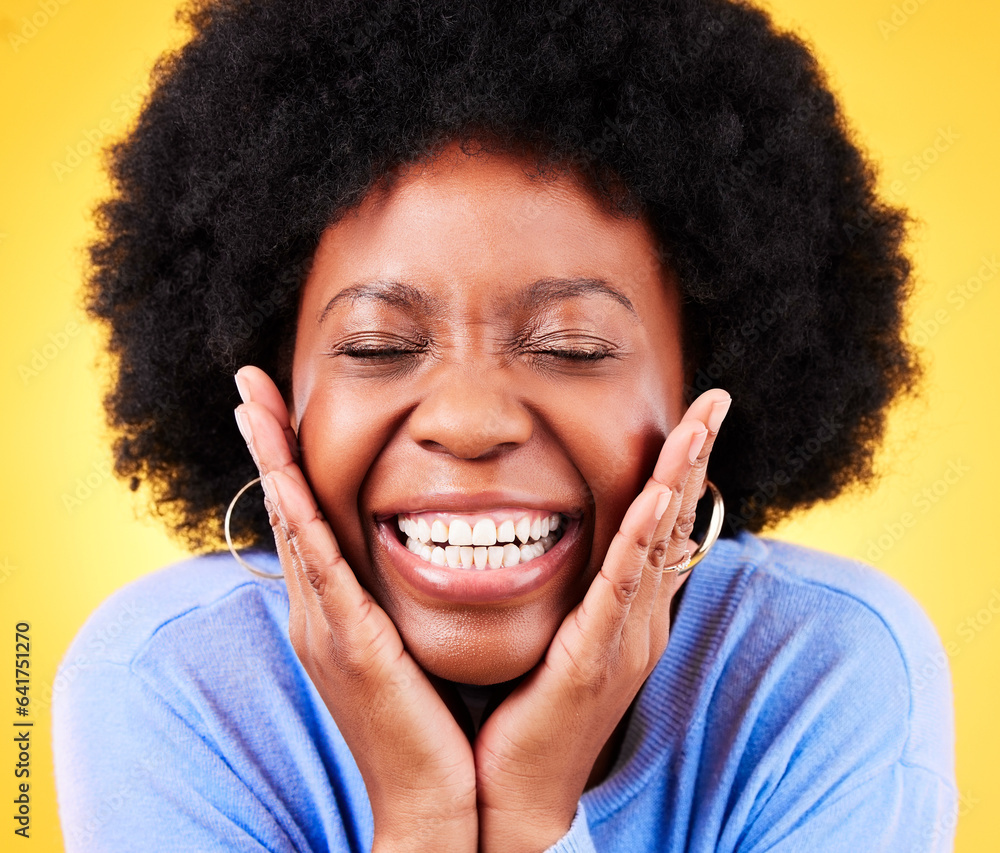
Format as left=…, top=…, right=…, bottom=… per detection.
left=398, top=512, right=562, bottom=546
left=396, top=511, right=565, bottom=570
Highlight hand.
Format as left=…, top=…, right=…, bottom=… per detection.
left=233, top=366, right=478, bottom=853
left=473, top=388, right=732, bottom=853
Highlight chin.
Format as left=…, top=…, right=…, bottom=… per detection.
left=421, top=654, right=540, bottom=687
left=390, top=601, right=564, bottom=686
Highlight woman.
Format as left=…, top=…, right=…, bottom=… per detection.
left=54, top=0, right=956, bottom=850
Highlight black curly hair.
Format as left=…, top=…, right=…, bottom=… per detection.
left=86, top=0, right=919, bottom=552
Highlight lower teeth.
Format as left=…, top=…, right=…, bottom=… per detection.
left=404, top=529, right=563, bottom=569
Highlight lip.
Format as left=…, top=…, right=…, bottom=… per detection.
left=374, top=490, right=583, bottom=519
left=375, top=514, right=584, bottom=604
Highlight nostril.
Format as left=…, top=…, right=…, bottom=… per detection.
left=407, top=385, right=534, bottom=460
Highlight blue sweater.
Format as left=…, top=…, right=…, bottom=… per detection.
left=53, top=532, right=957, bottom=851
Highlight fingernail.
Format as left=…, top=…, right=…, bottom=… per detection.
left=654, top=488, right=672, bottom=521
left=234, top=371, right=252, bottom=405
left=234, top=408, right=253, bottom=444
left=708, top=396, right=732, bottom=433
left=688, top=429, right=708, bottom=464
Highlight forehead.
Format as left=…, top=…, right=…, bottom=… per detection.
left=365, top=142, right=634, bottom=233
left=302, top=143, right=668, bottom=310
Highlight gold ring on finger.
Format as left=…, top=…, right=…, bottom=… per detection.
left=664, top=480, right=725, bottom=575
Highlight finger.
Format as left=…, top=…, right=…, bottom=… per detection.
left=648, top=390, right=729, bottom=540
left=672, top=391, right=731, bottom=549
left=634, top=397, right=728, bottom=637
left=236, top=398, right=329, bottom=631
left=623, top=418, right=710, bottom=643
left=265, top=469, right=403, bottom=681
left=236, top=401, right=310, bottom=494
left=570, top=484, right=668, bottom=659
left=231, top=394, right=313, bottom=611
left=573, top=417, right=715, bottom=663
left=647, top=419, right=710, bottom=556
left=262, top=481, right=316, bottom=645
left=614, top=488, right=675, bottom=661
left=235, top=365, right=300, bottom=462
left=655, top=388, right=730, bottom=486
left=249, top=450, right=342, bottom=650
left=265, top=470, right=367, bottom=627
left=233, top=396, right=353, bottom=634
left=678, top=387, right=731, bottom=428
left=232, top=368, right=337, bottom=650
left=644, top=393, right=731, bottom=638
left=643, top=486, right=695, bottom=651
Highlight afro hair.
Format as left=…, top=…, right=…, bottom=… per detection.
left=85, top=0, right=919, bottom=551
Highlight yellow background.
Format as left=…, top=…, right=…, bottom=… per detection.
left=1, top=0, right=996, bottom=848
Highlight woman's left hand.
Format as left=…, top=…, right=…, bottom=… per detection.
left=474, top=388, right=731, bottom=853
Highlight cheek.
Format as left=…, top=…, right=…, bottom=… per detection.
left=563, top=375, right=676, bottom=570
left=579, top=412, right=665, bottom=563
left=294, top=380, right=392, bottom=567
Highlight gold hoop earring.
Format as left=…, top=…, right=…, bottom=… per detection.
left=666, top=480, right=725, bottom=575
left=225, top=477, right=285, bottom=580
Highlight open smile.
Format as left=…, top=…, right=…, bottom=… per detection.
left=375, top=508, right=584, bottom=604
left=397, top=508, right=567, bottom=569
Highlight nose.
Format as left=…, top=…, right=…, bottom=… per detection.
left=407, top=363, right=534, bottom=459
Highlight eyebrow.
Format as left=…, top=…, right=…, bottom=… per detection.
left=516, top=277, right=638, bottom=320
left=318, top=280, right=434, bottom=324
left=318, top=276, right=638, bottom=324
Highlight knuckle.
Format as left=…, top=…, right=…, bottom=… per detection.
left=324, top=603, right=387, bottom=679
left=672, top=510, right=697, bottom=542
left=300, top=560, right=327, bottom=597
left=647, top=540, right=669, bottom=569
left=618, top=639, right=652, bottom=674
left=285, top=519, right=318, bottom=561
left=337, top=642, right=387, bottom=687
left=629, top=533, right=653, bottom=563
left=554, top=634, right=608, bottom=695
left=283, top=516, right=305, bottom=543
left=581, top=666, right=610, bottom=696
left=265, top=504, right=285, bottom=534
left=612, top=574, right=641, bottom=607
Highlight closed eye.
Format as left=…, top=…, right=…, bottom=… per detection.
left=325, top=333, right=428, bottom=362
left=519, top=330, right=619, bottom=363
left=340, top=346, right=422, bottom=359
left=529, top=347, right=612, bottom=360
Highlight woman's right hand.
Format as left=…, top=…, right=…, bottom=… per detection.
left=233, top=366, right=478, bottom=853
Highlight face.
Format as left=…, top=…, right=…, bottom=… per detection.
left=289, top=142, right=686, bottom=685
